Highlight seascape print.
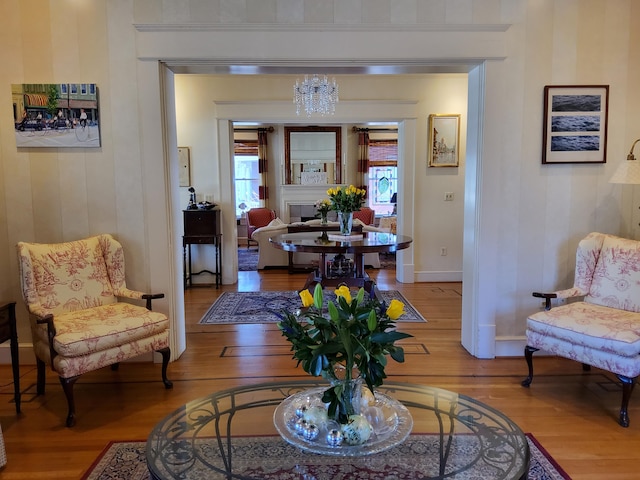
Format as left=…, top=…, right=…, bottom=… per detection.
left=543, top=86, right=608, bottom=163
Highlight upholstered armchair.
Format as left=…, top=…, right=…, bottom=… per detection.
left=17, top=234, right=172, bottom=427
left=353, top=207, right=375, bottom=225
left=246, top=208, right=276, bottom=248
left=522, top=232, right=640, bottom=427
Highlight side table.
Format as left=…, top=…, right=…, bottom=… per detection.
left=183, top=208, right=222, bottom=288
left=0, top=302, right=20, bottom=414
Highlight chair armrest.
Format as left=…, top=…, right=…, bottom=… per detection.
left=36, top=314, right=58, bottom=369
left=532, top=292, right=557, bottom=311
left=142, top=293, right=165, bottom=311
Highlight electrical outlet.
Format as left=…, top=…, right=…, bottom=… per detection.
left=444, top=192, right=454, bottom=201
left=440, top=247, right=447, bottom=256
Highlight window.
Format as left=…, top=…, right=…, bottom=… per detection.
left=368, top=138, right=398, bottom=216
left=234, top=139, right=260, bottom=217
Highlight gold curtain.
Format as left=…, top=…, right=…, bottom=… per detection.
left=258, top=129, right=269, bottom=206
left=357, top=130, right=369, bottom=198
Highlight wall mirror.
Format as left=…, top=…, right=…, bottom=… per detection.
left=284, top=126, right=342, bottom=185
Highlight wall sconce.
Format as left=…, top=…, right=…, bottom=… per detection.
left=609, top=139, right=640, bottom=184
left=609, top=138, right=640, bottom=236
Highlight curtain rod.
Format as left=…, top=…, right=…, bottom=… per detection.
left=233, top=126, right=274, bottom=133
left=352, top=127, right=398, bottom=132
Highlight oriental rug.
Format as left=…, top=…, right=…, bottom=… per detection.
left=198, top=290, right=426, bottom=324
left=81, top=433, right=570, bottom=479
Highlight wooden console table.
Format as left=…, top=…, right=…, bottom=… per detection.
left=183, top=208, right=222, bottom=288
left=0, top=301, right=20, bottom=414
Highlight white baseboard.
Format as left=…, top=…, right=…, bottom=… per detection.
left=414, top=270, right=463, bottom=282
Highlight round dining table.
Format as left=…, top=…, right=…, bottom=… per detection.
left=269, top=231, right=412, bottom=292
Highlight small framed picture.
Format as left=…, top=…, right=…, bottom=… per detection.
left=542, top=85, right=609, bottom=164
left=428, top=114, right=460, bottom=167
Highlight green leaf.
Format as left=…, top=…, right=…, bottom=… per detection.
left=328, top=301, right=339, bottom=322
left=356, top=287, right=365, bottom=305
left=313, top=283, right=323, bottom=309
left=370, top=331, right=413, bottom=344
left=367, top=310, right=377, bottom=331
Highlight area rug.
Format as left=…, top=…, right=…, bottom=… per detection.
left=198, top=290, right=426, bottom=324
left=82, top=433, right=570, bottom=479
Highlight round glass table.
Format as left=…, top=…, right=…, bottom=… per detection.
left=146, top=380, right=530, bottom=480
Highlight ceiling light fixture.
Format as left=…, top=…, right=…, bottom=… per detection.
left=293, top=75, right=339, bottom=116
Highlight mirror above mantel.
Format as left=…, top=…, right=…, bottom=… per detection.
left=284, top=126, right=342, bottom=185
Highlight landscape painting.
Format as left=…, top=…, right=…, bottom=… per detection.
left=12, top=83, right=101, bottom=148
left=542, top=85, right=608, bottom=164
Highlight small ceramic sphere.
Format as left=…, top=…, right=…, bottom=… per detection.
left=341, top=414, right=373, bottom=445
left=294, top=418, right=309, bottom=435
left=303, top=405, right=328, bottom=425
left=302, top=423, right=320, bottom=441
left=326, top=428, right=344, bottom=447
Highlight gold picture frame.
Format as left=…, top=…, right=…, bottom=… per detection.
left=428, top=114, right=460, bottom=167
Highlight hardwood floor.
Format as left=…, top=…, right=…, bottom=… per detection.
left=0, top=267, right=639, bottom=478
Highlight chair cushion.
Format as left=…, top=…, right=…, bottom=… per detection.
left=527, top=301, right=640, bottom=357
left=585, top=234, right=640, bottom=312
left=32, top=303, right=169, bottom=358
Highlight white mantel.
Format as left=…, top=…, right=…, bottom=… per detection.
left=279, top=184, right=340, bottom=223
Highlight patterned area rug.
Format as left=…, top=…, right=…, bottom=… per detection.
left=198, top=290, right=426, bottom=324
left=81, top=433, right=570, bottom=479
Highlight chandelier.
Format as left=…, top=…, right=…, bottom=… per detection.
left=293, top=74, right=339, bottom=116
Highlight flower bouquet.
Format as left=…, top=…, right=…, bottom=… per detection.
left=314, top=199, right=332, bottom=224
left=326, top=185, right=366, bottom=234
left=276, top=284, right=413, bottom=450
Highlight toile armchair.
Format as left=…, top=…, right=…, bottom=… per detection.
left=17, top=234, right=172, bottom=427
left=522, top=232, right=640, bottom=427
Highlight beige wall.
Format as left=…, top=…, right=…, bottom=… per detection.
left=1, top=0, right=639, bottom=361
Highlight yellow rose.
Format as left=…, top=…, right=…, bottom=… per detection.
left=386, top=299, right=405, bottom=320
left=299, top=289, right=314, bottom=308
left=334, top=285, right=352, bottom=304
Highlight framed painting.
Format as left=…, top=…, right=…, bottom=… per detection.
left=542, top=85, right=609, bottom=164
left=12, top=83, right=100, bottom=148
left=428, top=114, right=460, bottom=167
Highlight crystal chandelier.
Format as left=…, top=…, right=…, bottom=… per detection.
left=293, top=75, right=339, bottom=116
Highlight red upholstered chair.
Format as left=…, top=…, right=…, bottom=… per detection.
left=246, top=208, right=276, bottom=248
left=353, top=207, right=375, bottom=225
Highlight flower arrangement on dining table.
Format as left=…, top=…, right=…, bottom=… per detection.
left=326, top=185, right=366, bottom=214
left=277, top=283, right=413, bottom=445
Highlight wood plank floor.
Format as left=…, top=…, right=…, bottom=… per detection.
left=0, top=267, right=639, bottom=478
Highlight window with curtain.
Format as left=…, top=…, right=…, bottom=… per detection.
left=234, top=138, right=260, bottom=217
left=367, top=138, right=398, bottom=215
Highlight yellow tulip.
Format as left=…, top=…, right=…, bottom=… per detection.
left=334, top=285, right=352, bottom=304
left=299, top=289, right=314, bottom=308
left=386, top=299, right=405, bottom=320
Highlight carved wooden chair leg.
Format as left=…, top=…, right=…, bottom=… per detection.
left=617, top=375, right=636, bottom=428
left=36, top=358, right=46, bottom=395
left=158, top=347, right=173, bottom=389
left=111, top=363, right=120, bottom=371
left=60, top=375, right=80, bottom=427
left=521, top=346, right=539, bottom=387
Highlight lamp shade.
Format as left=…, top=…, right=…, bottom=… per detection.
left=390, top=193, right=397, bottom=203
left=609, top=160, right=640, bottom=185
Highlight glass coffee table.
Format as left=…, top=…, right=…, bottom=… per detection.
left=146, top=380, right=529, bottom=479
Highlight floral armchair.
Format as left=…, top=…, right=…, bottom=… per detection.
left=17, top=234, right=172, bottom=427
left=522, top=232, right=640, bottom=427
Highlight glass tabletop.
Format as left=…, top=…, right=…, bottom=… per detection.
left=269, top=231, right=412, bottom=254
left=146, top=380, right=529, bottom=480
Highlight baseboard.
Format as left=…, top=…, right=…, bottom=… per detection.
left=494, top=336, right=552, bottom=357
left=414, top=270, right=463, bottom=282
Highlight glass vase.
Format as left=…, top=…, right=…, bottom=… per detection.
left=338, top=211, right=353, bottom=235
left=320, top=212, right=328, bottom=225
